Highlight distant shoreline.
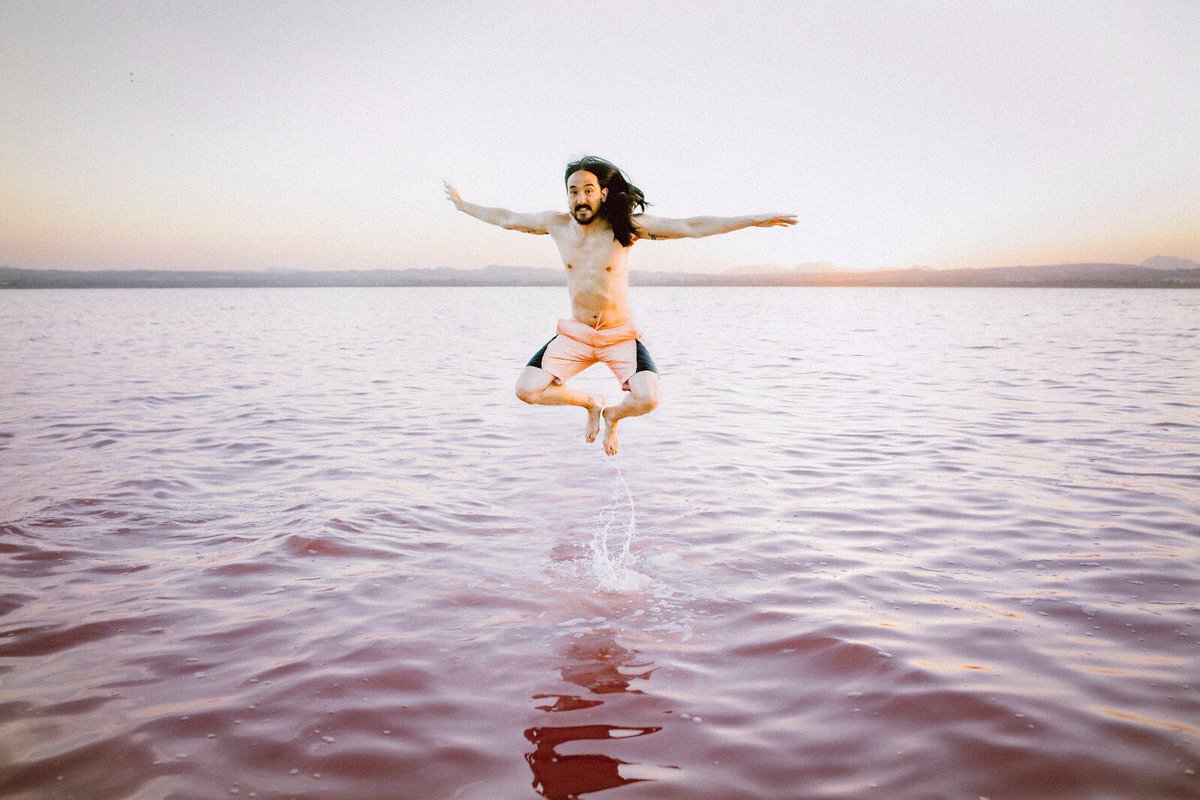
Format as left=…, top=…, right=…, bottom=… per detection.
left=2, top=263, right=1198, bottom=289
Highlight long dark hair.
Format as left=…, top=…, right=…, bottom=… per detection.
left=563, top=156, right=647, bottom=247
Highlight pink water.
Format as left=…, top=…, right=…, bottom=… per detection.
left=1, top=287, right=1198, bottom=799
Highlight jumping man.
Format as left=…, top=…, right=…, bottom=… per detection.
left=444, top=156, right=795, bottom=455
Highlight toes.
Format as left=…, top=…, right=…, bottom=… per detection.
left=586, top=410, right=602, bottom=444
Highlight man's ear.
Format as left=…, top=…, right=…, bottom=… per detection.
left=601, top=187, right=608, bottom=202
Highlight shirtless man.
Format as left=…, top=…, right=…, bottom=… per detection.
left=444, top=156, right=795, bottom=455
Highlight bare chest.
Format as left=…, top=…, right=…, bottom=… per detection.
left=551, top=231, right=628, bottom=278
left=552, top=229, right=609, bottom=265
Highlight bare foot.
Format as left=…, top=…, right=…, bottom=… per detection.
left=585, top=396, right=604, bottom=444
left=602, top=407, right=620, bottom=456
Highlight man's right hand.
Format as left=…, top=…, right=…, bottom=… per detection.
left=442, top=182, right=554, bottom=234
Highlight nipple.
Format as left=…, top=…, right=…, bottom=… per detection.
left=566, top=263, right=573, bottom=270
left=606, top=266, right=612, bottom=272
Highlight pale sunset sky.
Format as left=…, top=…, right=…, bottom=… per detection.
left=2, top=1, right=1197, bottom=274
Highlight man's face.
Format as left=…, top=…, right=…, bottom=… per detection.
left=567, top=170, right=607, bottom=225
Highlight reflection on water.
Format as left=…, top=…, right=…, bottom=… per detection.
left=526, top=629, right=669, bottom=799
left=525, top=724, right=661, bottom=800
left=556, top=631, right=657, bottom=697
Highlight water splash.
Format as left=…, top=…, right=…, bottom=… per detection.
left=590, top=454, right=649, bottom=592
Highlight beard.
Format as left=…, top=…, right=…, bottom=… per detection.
left=572, top=204, right=599, bottom=224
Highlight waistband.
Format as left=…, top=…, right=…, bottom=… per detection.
left=556, top=318, right=640, bottom=347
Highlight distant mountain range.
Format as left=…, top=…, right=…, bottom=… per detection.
left=1, top=260, right=1198, bottom=289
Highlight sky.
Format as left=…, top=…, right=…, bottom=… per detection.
left=2, top=0, right=1198, bottom=274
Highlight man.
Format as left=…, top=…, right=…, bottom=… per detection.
left=444, top=156, right=795, bottom=455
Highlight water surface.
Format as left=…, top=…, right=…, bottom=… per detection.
left=1, top=287, right=1198, bottom=799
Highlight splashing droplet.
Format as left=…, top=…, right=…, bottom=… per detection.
left=590, top=455, right=649, bottom=591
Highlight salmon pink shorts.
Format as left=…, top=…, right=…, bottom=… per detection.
left=526, top=319, right=658, bottom=391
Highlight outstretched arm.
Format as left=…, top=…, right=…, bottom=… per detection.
left=443, top=181, right=556, bottom=235
left=635, top=212, right=797, bottom=240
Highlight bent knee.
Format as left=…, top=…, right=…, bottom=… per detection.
left=515, top=385, right=539, bottom=404
left=635, top=386, right=660, bottom=411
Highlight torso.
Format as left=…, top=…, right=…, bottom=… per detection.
left=546, top=214, right=634, bottom=328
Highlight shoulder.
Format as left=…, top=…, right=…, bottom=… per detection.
left=511, top=210, right=568, bottom=235
left=538, top=211, right=571, bottom=233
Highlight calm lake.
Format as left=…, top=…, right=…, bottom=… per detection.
left=1, top=286, right=1198, bottom=799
